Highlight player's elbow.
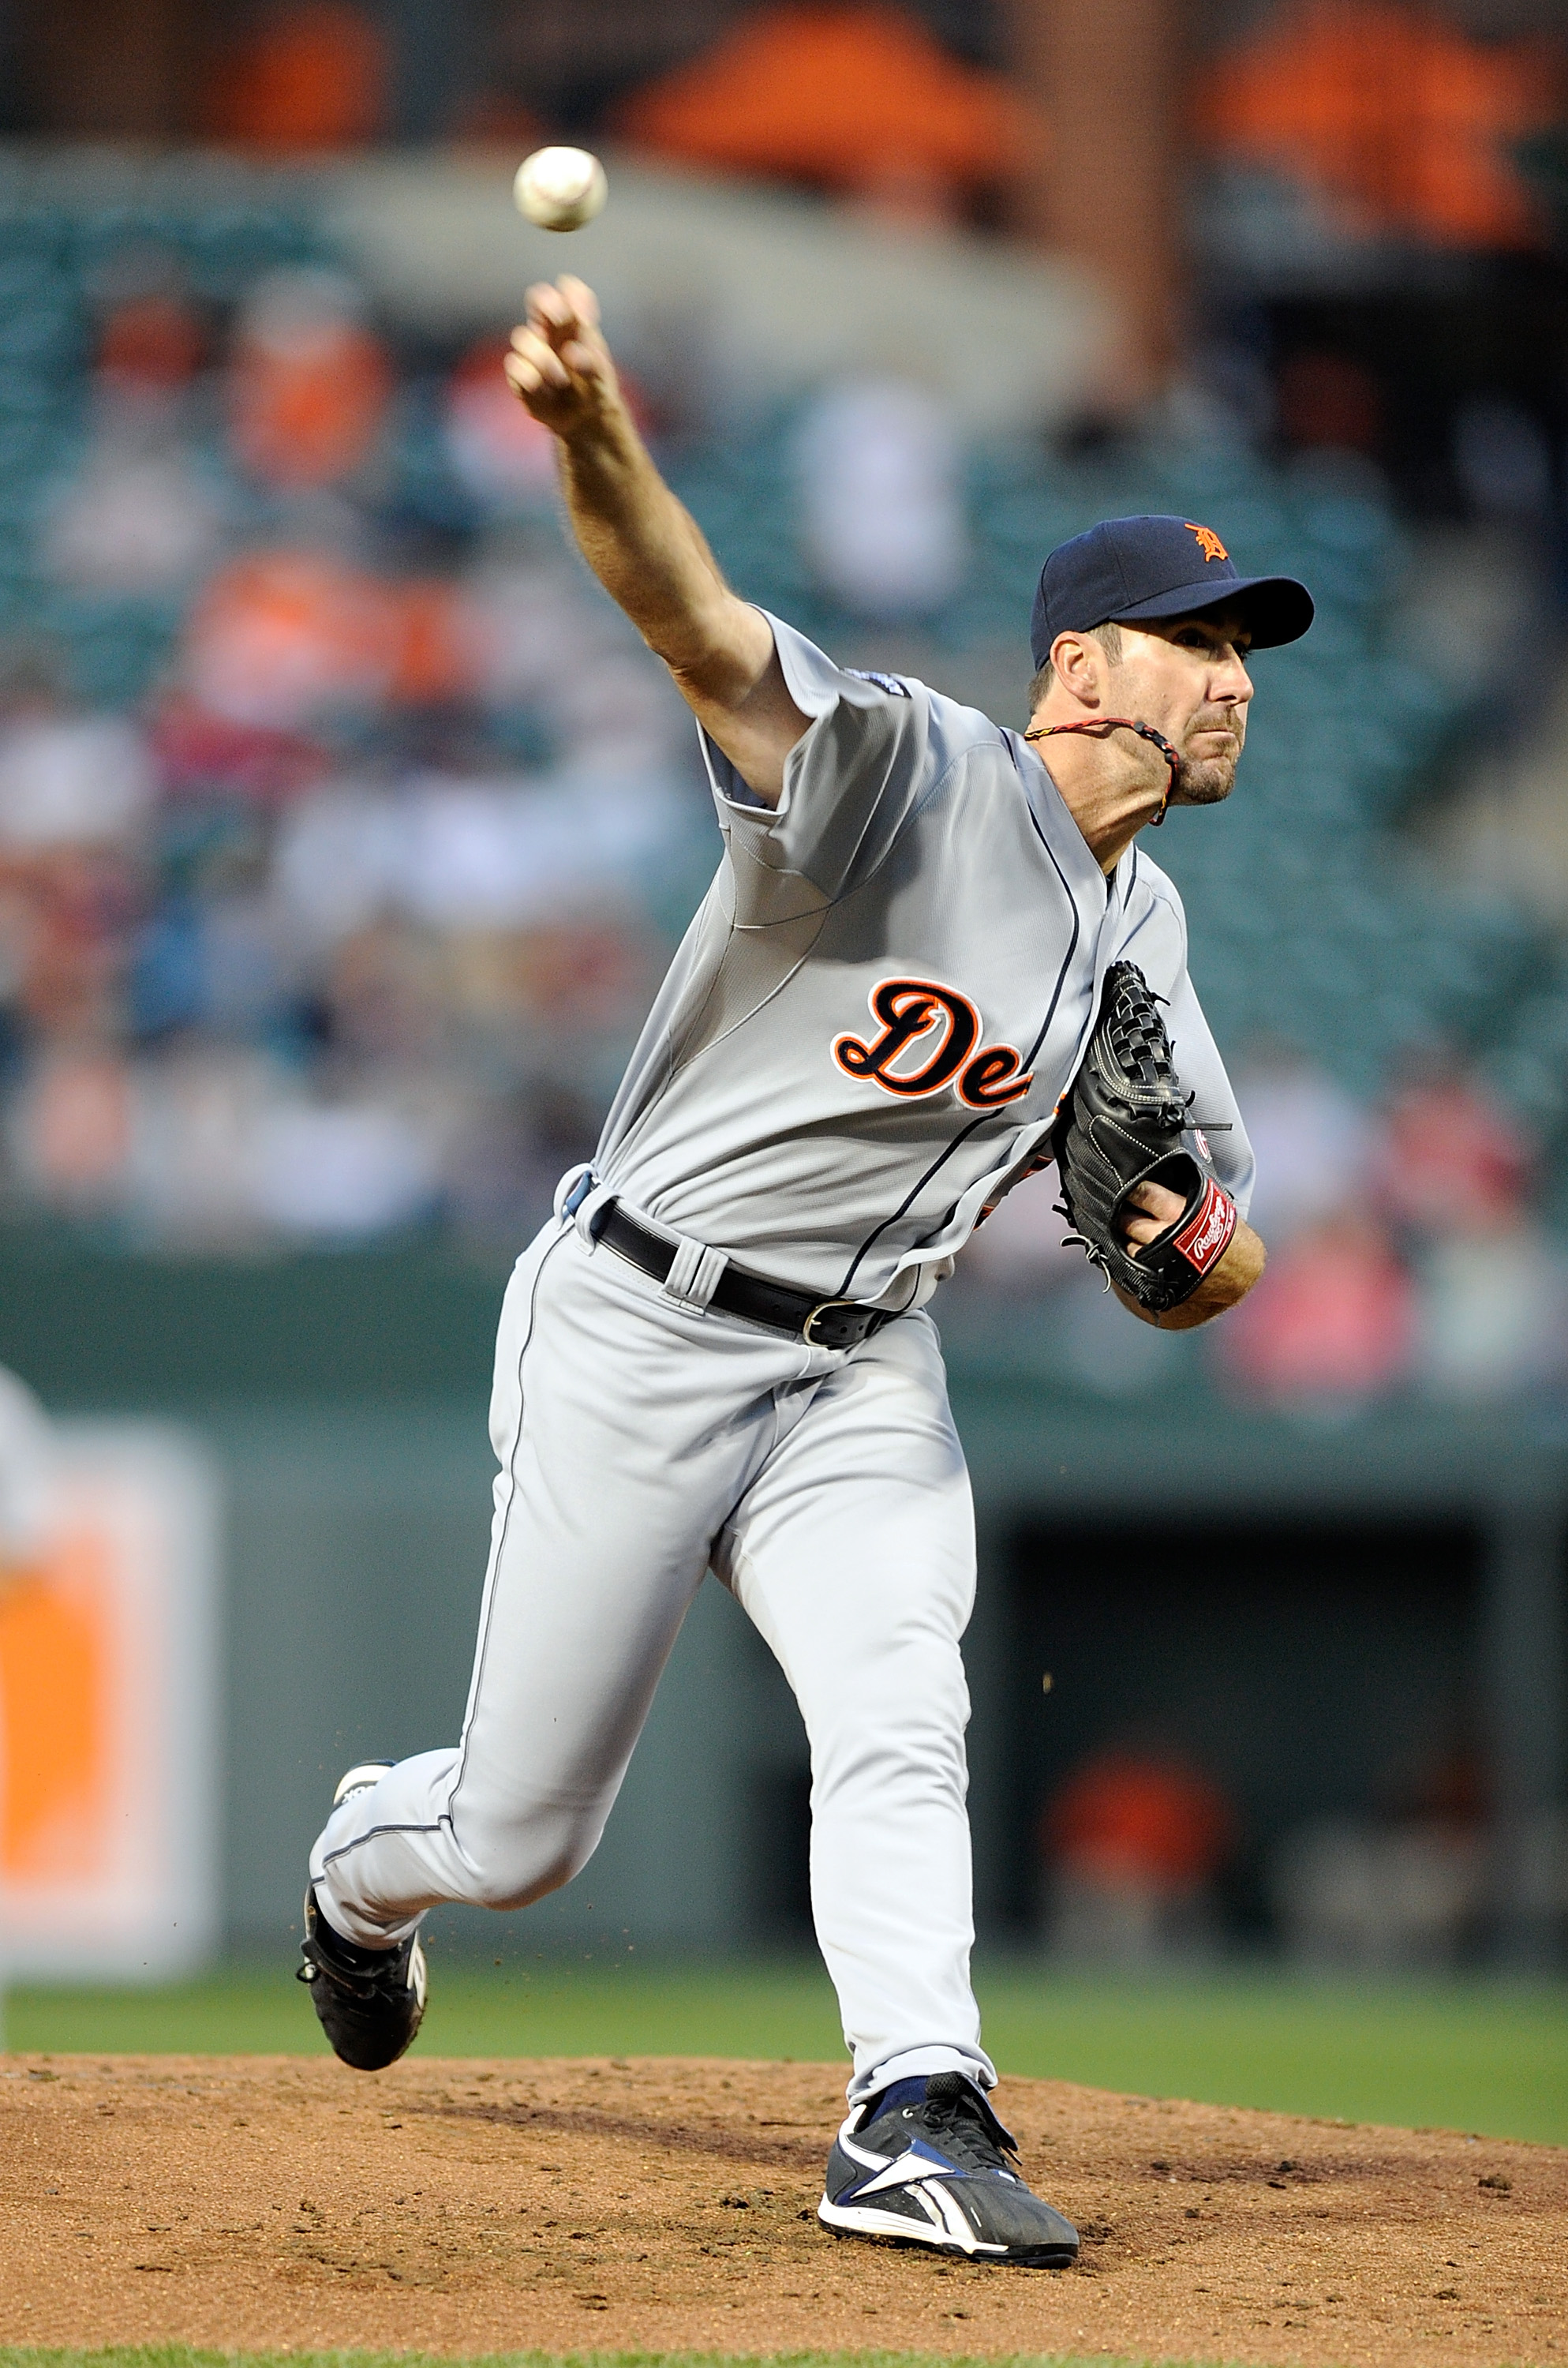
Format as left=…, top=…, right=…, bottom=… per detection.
left=655, top=589, right=770, bottom=700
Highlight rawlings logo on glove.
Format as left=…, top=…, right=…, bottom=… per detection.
left=1052, top=961, right=1237, bottom=1316
left=1170, top=1176, right=1236, bottom=1274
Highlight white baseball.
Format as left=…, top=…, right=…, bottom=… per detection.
left=513, top=147, right=608, bottom=233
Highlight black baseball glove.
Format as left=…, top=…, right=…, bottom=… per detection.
left=1053, top=961, right=1238, bottom=1317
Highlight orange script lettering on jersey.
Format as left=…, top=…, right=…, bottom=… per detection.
left=833, top=977, right=1034, bottom=1110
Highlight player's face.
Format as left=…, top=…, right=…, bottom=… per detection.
left=1117, top=610, right=1254, bottom=806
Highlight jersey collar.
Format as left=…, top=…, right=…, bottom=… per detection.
left=1010, top=726, right=1138, bottom=909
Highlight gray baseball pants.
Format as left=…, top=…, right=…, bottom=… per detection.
left=309, top=1202, right=994, bottom=2103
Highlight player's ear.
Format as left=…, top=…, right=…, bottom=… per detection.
left=1049, top=631, right=1102, bottom=707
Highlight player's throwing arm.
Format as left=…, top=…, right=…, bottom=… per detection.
left=504, top=275, right=810, bottom=805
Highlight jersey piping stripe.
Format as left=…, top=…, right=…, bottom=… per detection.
left=833, top=735, right=1082, bottom=1302
left=448, top=1221, right=568, bottom=1830
left=316, top=1222, right=567, bottom=1879
left=317, top=1813, right=453, bottom=1872
left=597, top=890, right=831, bottom=1185
left=834, top=1115, right=993, bottom=1300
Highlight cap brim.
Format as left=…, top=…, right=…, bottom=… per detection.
left=1110, top=572, right=1315, bottom=650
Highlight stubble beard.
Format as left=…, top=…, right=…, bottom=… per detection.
left=1172, top=713, right=1244, bottom=807
left=1173, top=750, right=1239, bottom=807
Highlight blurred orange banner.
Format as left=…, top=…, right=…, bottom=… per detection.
left=0, top=1427, right=220, bottom=1979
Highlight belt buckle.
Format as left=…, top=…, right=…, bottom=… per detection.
left=803, top=1298, right=860, bottom=1349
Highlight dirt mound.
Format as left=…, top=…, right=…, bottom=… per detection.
left=2, top=2053, right=1563, bottom=2365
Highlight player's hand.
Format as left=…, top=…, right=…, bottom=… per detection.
left=1119, top=1178, right=1186, bottom=1253
left=503, top=276, right=619, bottom=440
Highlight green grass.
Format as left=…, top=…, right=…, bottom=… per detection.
left=7, top=1954, right=1567, bottom=2146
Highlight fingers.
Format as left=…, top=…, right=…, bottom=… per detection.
left=525, top=279, right=573, bottom=333
left=503, top=335, right=606, bottom=421
left=557, top=273, right=601, bottom=327
left=505, top=324, right=570, bottom=394
left=502, top=354, right=545, bottom=404
left=1120, top=1176, right=1187, bottom=1253
left=524, top=276, right=602, bottom=343
left=557, top=336, right=606, bottom=385
left=508, top=279, right=609, bottom=410
left=1127, top=1178, right=1185, bottom=1222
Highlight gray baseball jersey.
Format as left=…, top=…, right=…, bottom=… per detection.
left=595, top=614, right=1253, bottom=1308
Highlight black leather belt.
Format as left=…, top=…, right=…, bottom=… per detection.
left=596, top=1201, right=893, bottom=1351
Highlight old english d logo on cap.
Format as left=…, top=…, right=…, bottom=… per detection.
left=1187, top=523, right=1228, bottom=563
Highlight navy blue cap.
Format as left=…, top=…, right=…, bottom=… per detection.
left=1030, top=514, right=1314, bottom=671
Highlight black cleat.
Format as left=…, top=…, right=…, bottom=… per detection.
left=297, top=1763, right=427, bottom=2071
left=818, top=2071, right=1079, bottom=2266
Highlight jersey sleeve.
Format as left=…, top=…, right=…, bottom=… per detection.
left=1162, top=964, right=1256, bottom=1220
left=1121, top=869, right=1256, bottom=1220
left=701, top=611, right=938, bottom=904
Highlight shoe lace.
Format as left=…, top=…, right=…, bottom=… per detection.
left=919, top=2073, right=1018, bottom=2175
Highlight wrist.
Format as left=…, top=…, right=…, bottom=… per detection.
left=556, top=389, right=637, bottom=463
left=1151, top=1218, right=1265, bottom=1329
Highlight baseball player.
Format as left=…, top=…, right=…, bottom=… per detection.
left=298, top=276, right=1312, bottom=2269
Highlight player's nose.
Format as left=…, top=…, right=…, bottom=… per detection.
left=1214, top=646, right=1254, bottom=703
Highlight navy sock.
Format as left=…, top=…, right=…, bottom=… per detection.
left=859, top=2074, right=930, bottom=2123
left=310, top=1888, right=398, bottom=1968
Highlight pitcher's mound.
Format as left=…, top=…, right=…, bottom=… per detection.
left=3, top=2053, right=1563, bottom=2366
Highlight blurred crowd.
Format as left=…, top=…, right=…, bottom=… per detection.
left=0, top=167, right=1564, bottom=1420
left=959, top=1045, right=1568, bottom=1407
left=0, top=253, right=708, bottom=1254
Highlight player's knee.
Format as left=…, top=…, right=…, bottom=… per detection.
left=810, top=1713, right=969, bottom=1808
left=466, top=1812, right=602, bottom=1911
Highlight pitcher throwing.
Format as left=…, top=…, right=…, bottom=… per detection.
left=298, top=275, right=1312, bottom=2267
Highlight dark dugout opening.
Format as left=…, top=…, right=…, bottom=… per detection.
left=982, top=1518, right=1484, bottom=1950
